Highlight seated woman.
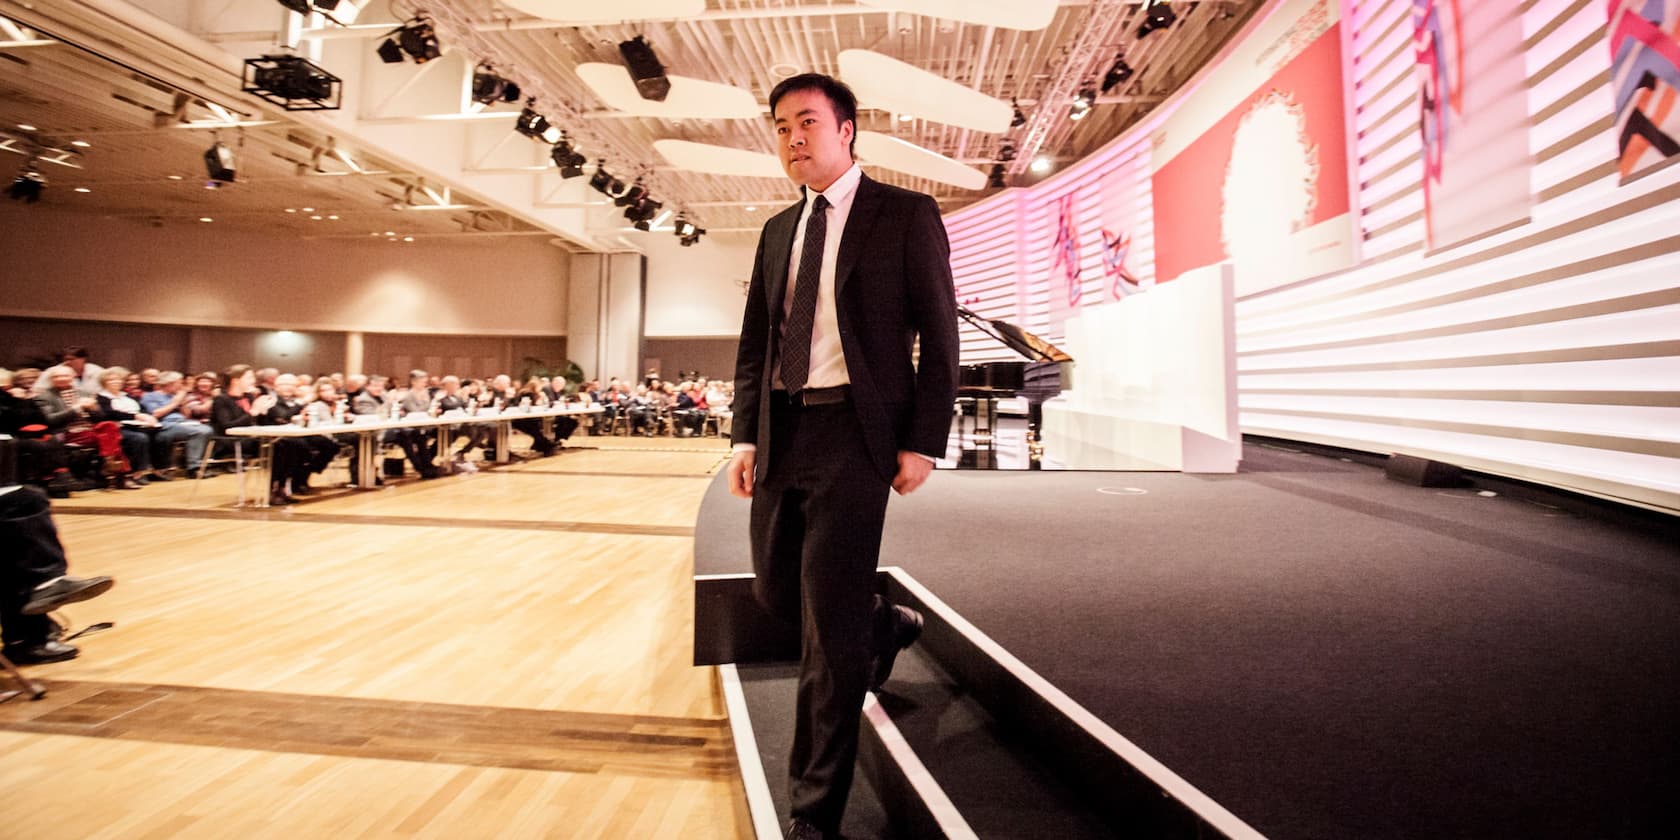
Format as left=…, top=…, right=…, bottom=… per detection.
left=210, top=364, right=310, bottom=505
left=93, top=367, right=162, bottom=483
left=508, top=376, right=563, bottom=456
left=37, top=365, right=137, bottom=490
left=264, top=373, right=338, bottom=494
left=180, top=372, right=218, bottom=425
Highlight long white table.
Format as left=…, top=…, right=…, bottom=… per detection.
left=226, top=404, right=603, bottom=507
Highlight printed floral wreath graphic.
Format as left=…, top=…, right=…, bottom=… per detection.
left=1219, top=89, right=1320, bottom=264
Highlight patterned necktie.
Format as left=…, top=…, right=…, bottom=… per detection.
left=780, top=193, right=829, bottom=393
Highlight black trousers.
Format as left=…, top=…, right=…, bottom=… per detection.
left=0, top=486, right=69, bottom=647
left=750, top=395, right=897, bottom=833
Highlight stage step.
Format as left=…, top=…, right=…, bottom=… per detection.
left=872, top=644, right=1113, bottom=839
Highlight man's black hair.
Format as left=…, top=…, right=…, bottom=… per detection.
left=768, top=73, right=858, bottom=159
left=61, top=346, right=89, bottom=361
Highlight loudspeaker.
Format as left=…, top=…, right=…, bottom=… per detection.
left=1385, top=453, right=1464, bottom=487
left=618, top=36, right=670, bottom=101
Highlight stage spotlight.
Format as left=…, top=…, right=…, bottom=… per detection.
left=589, top=162, right=614, bottom=193
left=618, top=35, right=670, bottom=102
left=615, top=181, right=646, bottom=208
left=998, top=143, right=1017, bottom=162
left=204, top=141, right=237, bottom=182
left=550, top=141, right=586, bottom=178
left=1031, top=155, right=1053, bottom=174
left=1069, top=87, right=1096, bottom=121
left=1136, top=0, right=1177, bottom=38
left=472, top=65, right=522, bottom=105
left=244, top=54, right=341, bottom=111
left=674, top=215, right=704, bottom=246
left=987, top=164, right=1006, bottom=189
left=379, top=17, right=440, bottom=64
left=276, top=1, right=359, bottom=24
left=1101, top=56, right=1134, bottom=94
left=680, top=227, right=705, bottom=247
left=626, top=196, right=661, bottom=228
left=9, top=171, right=44, bottom=203
left=1010, top=98, right=1026, bottom=128
left=514, top=102, right=551, bottom=139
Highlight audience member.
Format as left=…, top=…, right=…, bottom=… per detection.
left=139, top=368, right=160, bottom=392
left=266, top=373, right=337, bottom=494
left=1, top=485, right=115, bottom=664
left=211, top=364, right=308, bottom=505
left=140, top=371, right=213, bottom=475
left=0, top=373, right=76, bottom=496
left=93, top=368, right=161, bottom=483
left=34, top=347, right=103, bottom=398
left=37, top=366, right=136, bottom=489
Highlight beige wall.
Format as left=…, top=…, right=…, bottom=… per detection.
left=642, top=232, right=754, bottom=338
left=642, top=338, right=739, bottom=384
left=0, top=205, right=568, bottom=335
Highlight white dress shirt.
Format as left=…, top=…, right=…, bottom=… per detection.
left=775, top=162, right=862, bottom=391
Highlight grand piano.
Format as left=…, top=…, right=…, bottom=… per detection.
left=953, top=305, right=1075, bottom=467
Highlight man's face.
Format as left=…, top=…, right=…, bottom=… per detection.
left=64, top=358, right=85, bottom=375
left=141, top=369, right=159, bottom=385
left=774, top=88, right=854, bottom=190
left=275, top=375, right=297, bottom=398
left=161, top=379, right=181, bottom=395
left=51, top=371, right=74, bottom=390
left=366, top=381, right=385, bottom=397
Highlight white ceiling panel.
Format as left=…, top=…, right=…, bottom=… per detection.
left=839, top=50, right=1013, bottom=134
left=654, top=139, right=785, bottom=178
left=856, top=0, right=1060, bottom=32
left=576, top=63, right=762, bottom=120
left=856, top=131, right=987, bottom=190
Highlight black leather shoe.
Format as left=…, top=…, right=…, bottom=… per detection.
left=784, top=818, right=830, bottom=840
left=23, top=575, right=114, bottom=615
left=3, top=639, right=79, bottom=664
left=870, top=604, right=924, bottom=690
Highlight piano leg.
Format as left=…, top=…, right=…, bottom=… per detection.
left=1027, top=402, right=1046, bottom=467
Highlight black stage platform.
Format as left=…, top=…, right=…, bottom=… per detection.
left=695, top=442, right=1680, bottom=839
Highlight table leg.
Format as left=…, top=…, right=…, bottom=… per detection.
left=358, top=431, right=378, bottom=489
left=495, top=422, right=511, bottom=464
left=436, top=424, right=453, bottom=474
left=253, top=438, right=275, bottom=508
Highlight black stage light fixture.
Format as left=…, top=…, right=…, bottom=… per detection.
left=618, top=35, right=670, bottom=102
left=550, top=141, right=587, bottom=178
left=378, top=17, right=440, bottom=64
left=243, top=54, right=342, bottom=111
left=998, top=143, right=1017, bottom=162
left=1101, top=55, right=1134, bottom=94
left=204, top=141, right=237, bottom=182
left=673, top=217, right=696, bottom=237
left=614, top=181, right=646, bottom=208
left=472, top=65, right=521, bottom=105
left=515, top=102, right=551, bottom=139
left=1010, top=98, right=1026, bottom=127
left=627, top=196, right=661, bottom=229
left=987, top=163, right=1006, bottom=189
left=1069, top=87, right=1097, bottom=121
left=589, top=162, right=614, bottom=193
left=680, top=226, right=705, bottom=247
left=1137, top=0, right=1177, bottom=38
left=9, top=171, right=44, bottom=203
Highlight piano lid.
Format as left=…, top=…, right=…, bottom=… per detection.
left=956, top=304, right=1073, bottom=364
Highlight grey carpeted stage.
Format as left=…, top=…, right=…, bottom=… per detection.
left=695, top=442, right=1680, bottom=839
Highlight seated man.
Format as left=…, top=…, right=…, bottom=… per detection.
left=1, top=484, right=114, bottom=664
left=140, top=371, right=213, bottom=474
left=0, top=373, right=76, bottom=495
left=38, top=365, right=138, bottom=489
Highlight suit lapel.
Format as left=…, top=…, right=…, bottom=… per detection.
left=765, top=199, right=802, bottom=327
left=833, top=174, right=884, bottom=301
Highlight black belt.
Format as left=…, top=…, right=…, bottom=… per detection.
left=774, top=385, right=851, bottom=407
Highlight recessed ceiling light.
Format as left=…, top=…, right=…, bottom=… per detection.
left=71, top=140, right=91, bottom=148
left=327, top=214, right=338, bottom=220
left=898, top=113, right=914, bottom=122
left=745, top=205, right=757, bottom=212
left=384, top=230, right=395, bottom=236
left=302, top=206, right=314, bottom=212
left=17, top=124, right=37, bottom=131
left=1030, top=155, right=1053, bottom=174
left=284, top=208, right=296, bottom=213
left=310, top=215, right=323, bottom=220
left=167, top=175, right=184, bottom=180
left=403, top=236, right=414, bottom=242
left=73, top=187, right=91, bottom=193
left=370, top=232, right=380, bottom=236
left=198, top=217, right=213, bottom=222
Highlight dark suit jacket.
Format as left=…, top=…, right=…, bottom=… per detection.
left=731, top=173, right=960, bottom=484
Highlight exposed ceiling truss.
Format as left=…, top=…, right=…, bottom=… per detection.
left=0, top=0, right=1257, bottom=247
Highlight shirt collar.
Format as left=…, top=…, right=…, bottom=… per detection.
left=808, top=162, right=862, bottom=209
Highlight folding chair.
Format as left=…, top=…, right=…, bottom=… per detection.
left=0, top=650, right=47, bottom=703
left=187, top=435, right=268, bottom=506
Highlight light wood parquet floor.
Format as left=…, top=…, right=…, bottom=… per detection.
left=1, top=435, right=750, bottom=839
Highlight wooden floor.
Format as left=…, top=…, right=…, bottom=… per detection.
left=1, top=435, right=753, bottom=838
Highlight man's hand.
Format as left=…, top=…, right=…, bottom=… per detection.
left=891, top=451, right=934, bottom=495
left=727, top=449, right=756, bottom=499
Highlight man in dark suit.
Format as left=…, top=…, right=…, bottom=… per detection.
left=727, top=73, right=960, bottom=840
